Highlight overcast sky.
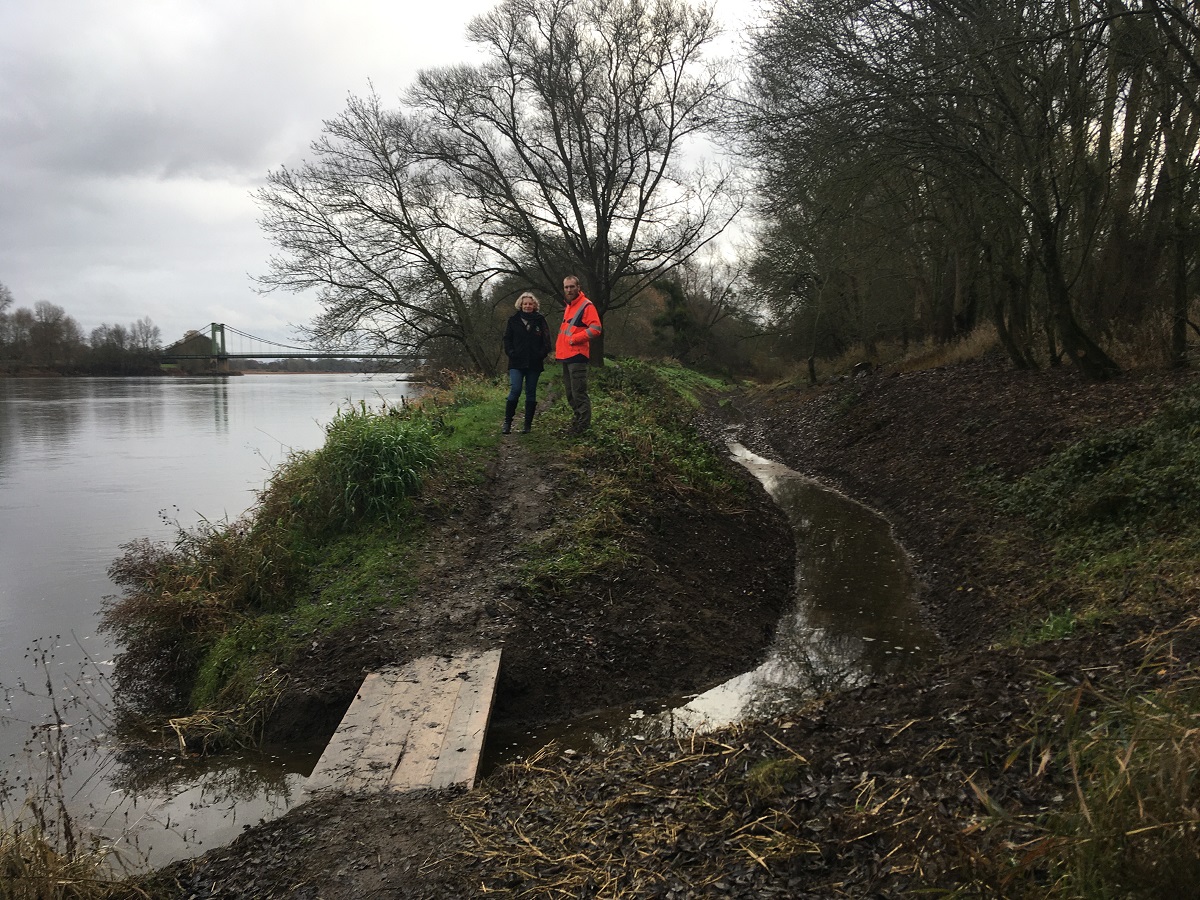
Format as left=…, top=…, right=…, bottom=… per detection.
left=0, top=0, right=758, bottom=348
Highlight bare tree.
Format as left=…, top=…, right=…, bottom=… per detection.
left=91, top=323, right=130, bottom=351
left=130, top=317, right=162, bottom=353
left=256, top=0, right=737, bottom=371
left=30, top=301, right=84, bottom=367
left=257, top=94, right=502, bottom=373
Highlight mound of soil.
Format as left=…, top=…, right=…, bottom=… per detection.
left=149, top=357, right=1199, bottom=899
left=154, top=417, right=794, bottom=898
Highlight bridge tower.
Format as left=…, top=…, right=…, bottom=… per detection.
left=210, top=323, right=229, bottom=373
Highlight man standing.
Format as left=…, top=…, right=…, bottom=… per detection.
left=555, top=274, right=602, bottom=434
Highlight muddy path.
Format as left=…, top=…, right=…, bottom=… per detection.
left=155, top=418, right=795, bottom=898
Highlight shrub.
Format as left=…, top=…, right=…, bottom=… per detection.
left=258, top=403, right=439, bottom=536
left=102, top=402, right=441, bottom=726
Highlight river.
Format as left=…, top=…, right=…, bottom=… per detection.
left=0, top=374, right=414, bottom=867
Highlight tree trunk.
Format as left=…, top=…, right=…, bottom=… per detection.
left=589, top=330, right=606, bottom=367
left=1043, top=251, right=1121, bottom=379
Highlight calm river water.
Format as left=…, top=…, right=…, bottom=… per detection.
left=0, top=374, right=414, bottom=867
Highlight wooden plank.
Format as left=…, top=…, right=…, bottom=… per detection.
left=389, top=658, right=468, bottom=792
left=305, top=649, right=502, bottom=795
left=305, top=670, right=397, bottom=793
left=342, top=667, right=436, bottom=792
left=427, top=649, right=502, bottom=790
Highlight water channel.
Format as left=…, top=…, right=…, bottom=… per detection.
left=2, top=376, right=939, bottom=871
left=481, top=440, right=939, bottom=764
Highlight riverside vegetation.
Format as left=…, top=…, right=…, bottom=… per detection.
left=3, top=345, right=1200, bottom=898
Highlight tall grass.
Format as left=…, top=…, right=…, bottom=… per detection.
left=0, top=819, right=132, bottom=900
left=780, top=325, right=1003, bottom=384
left=0, top=646, right=144, bottom=900
left=258, top=402, right=439, bottom=536
left=1052, top=679, right=1200, bottom=896
left=101, top=400, right=443, bottom=741
left=977, top=624, right=1200, bottom=898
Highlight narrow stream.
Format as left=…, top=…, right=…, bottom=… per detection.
left=482, top=442, right=940, bottom=766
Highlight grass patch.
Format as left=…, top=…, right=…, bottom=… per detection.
left=584, top=359, right=737, bottom=494
left=645, top=359, right=729, bottom=407
left=744, top=756, right=809, bottom=802
left=515, top=359, right=742, bottom=595
left=1007, top=607, right=1106, bottom=645
left=984, top=385, right=1200, bottom=633
left=989, top=623, right=1200, bottom=897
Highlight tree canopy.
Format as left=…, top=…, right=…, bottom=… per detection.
left=256, top=0, right=736, bottom=373
left=739, top=0, right=1200, bottom=377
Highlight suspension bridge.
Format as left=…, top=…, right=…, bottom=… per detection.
left=160, top=323, right=418, bottom=371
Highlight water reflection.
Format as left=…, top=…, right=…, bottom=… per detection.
left=0, top=374, right=415, bottom=865
left=98, top=744, right=317, bottom=864
left=213, top=378, right=229, bottom=434
left=483, top=442, right=939, bottom=769
left=0, top=378, right=87, bottom=449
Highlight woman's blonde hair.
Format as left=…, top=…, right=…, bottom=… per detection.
left=515, top=292, right=540, bottom=311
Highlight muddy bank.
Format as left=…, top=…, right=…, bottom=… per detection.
left=147, top=357, right=1199, bottom=898
left=149, top=404, right=796, bottom=898
left=728, top=358, right=1193, bottom=648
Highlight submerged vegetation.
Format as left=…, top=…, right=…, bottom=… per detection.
left=0, top=645, right=142, bottom=900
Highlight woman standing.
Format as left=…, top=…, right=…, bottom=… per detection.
left=502, top=292, right=552, bottom=434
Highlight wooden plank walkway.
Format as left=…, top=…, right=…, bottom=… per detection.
left=305, top=649, right=501, bottom=795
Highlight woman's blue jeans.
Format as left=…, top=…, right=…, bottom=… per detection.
left=505, top=368, right=540, bottom=425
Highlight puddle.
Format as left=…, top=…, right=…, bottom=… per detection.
left=482, top=442, right=940, bottom=769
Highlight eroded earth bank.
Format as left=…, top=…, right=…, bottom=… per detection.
left=147, top=357, right=1200, bottom=899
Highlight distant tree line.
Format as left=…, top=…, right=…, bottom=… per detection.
left=238, top=357, right=402, bottom=373
left=255, top=0, right=1199, bottom=380
left=0, top=284, right=163, bottom=375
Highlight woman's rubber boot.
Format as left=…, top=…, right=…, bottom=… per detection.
left=522, top=403, right=535, bottom=433
left=503, top=397, right=518, bottom=434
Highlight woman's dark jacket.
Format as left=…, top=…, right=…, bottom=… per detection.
left=503, top=311, right=552, bottom=372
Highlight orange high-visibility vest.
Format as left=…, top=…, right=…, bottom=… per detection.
left=555, top=293, right=602, bottom=360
